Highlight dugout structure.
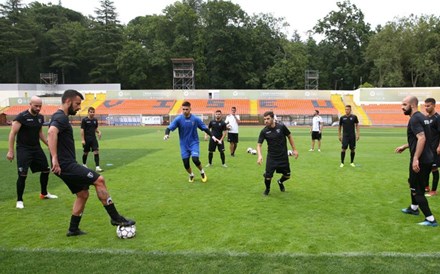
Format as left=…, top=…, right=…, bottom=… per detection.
left=172, top=58, right=195, bottom=90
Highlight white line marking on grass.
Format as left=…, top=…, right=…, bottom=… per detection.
left=4, top=247, right=440, bottom=258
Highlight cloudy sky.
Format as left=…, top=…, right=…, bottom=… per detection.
left=21, top=0, right=440, bottom=37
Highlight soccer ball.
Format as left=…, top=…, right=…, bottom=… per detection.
left=247, top=147, right=253, bottom=153
left=287, top=150, right=293, bottom=156
left=251, top=149, right=257, bottom=155
left=116, top=225, right=136, bottom=239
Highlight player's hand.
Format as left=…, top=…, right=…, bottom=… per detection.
left=212, top=136, right=221, bottom=144
left=81, top=140, right=85, bottom=146
left=6, top=151, right=14, bottom=162
left=98, top=132, right=102, bottom=140
left=338, top=136, right=342, bottom=142
left=163, top=135, right=170, bottom=141
left=257, top=156, right=263, bottom=165
left=395, top=146, right=405, bottom=153
left=51, top=161, right=61, bottom=175
left=412, top=159, right=420, bottom=173
left=291, top=149, right=299, bottom=159
left=356, top=135, right=360, bottom=141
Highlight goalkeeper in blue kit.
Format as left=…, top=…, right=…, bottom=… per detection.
left=164, top=101, right=220, bottom=183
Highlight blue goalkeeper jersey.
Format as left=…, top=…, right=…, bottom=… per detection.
left=168, top=114, right=208, bottom=148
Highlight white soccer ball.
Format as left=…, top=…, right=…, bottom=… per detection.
left=251, top=149, right=257, bottom=155
left=288, top=150, right=293, bottom=156
left=247, top=147, right=253, bottom=153
left=116, top=225, right=136, bottom=239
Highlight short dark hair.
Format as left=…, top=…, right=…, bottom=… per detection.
left=231, top=106, right=236, bottom=110
left=182, top=101, right=191, bottom=107
left=88, top=107, right=95, bottom=112
left=263, top=111, right=274, bottom=118
left=215, top=110, right=222, bottom=113
left=345, top=105, right=351, bottom=109
left=315, top=110, right=319, bottom=114
left=425, top=98, right=436, bottom=105
left=62, top=89, right=84, bottom=103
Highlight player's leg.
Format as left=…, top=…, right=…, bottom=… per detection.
left=92, top=139, right=103, bottom=172
left=318, top=133, right=322, bottom=151
left=412, top=164, right=437, bottom=226
left=67, top=189, right=89, bottom=236
left=15, top=148, right=29, bottom=208
left=349, top=137, right=356, bottom=166
left=263, top=159, right=276, bottom=195
left=190, top=144, right=207, bottom=182
left=340, top=137, right=348, bottom=167
left=429, top=164, right=439, bottom=196
left=31, top=148, right=58, bottom=199
left=207, top=140, right=215, bottom=166
left=277, top=164, right=291, bottom=192
left=219, top=142, right=226, bottom=167
left=310, top=132, right=315, bottom=151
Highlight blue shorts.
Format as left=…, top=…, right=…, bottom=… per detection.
left=180, top=142, right=200, bottom=159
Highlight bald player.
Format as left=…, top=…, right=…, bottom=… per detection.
left=7, top=96, right=58, bottom=209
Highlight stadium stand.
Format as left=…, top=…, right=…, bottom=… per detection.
left=99, top=99, right=175, bottom=115
left=343, top=94, right=372, bottom=126
left=258, top=99, right=338, bottom=115
left=331, top=94, right=346, bottom=115
left=79, top=93, right=106, bottom=115
left=362, top=104, right=409, bottom=126
left=2, top=105, right=59, bottom=116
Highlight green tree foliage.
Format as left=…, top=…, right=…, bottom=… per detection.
left=313, top=0, right=372, bottom=90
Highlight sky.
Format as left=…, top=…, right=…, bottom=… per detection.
left=20, top=0, right=440, bottom=38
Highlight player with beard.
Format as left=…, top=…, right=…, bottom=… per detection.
left=257, top=111, right=298, bottom=196
left=7, top=96, right=58, bottom=209
left=48, top=89, right=135, bottom=236
left=81, top=107, right=103, bottom=172
left=424, top=98, right=440, bottom=196
left=395, top=95, right=437, bottom=227
left=205, top=110, right=228, bottom=167
left=338, top=105, right=360, bottom=167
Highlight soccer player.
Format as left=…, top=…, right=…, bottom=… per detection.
left=338, top=105, right=360, bottom=167
left=424, top=98, right=440, bottom=196
left=257, top=111, right=298, bottom=196
left=164, top=101, right=220, bottom=183
left=205, top=110, right=228, bottom=167
left=6, top=96, right=57, bottom=209
left=48, top=89, right=135, bottom=236
left=309, top=109, right=323, bottom=152
left=395, top=95, right=437, bottom=227
left=225, top=106, right=240, bottom=157
left=81, top=107, right=103, bottom=172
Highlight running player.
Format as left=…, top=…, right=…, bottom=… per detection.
left=396, top=95, right=437, bottom=226
left=338, top=105, right=360, bottom=167
left=257, top=111, right=298, bottom=196
left=205, top=110, right=228, bottom=167
left=81, top=107, right=103, bottom=172
left=7, top=96, right=57, bottom=209
left=48, top=89, right=135, bottom=236
left=164, top=101, right=220, bottom=183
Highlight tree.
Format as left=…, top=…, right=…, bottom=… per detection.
left=0, top=0, right=35, bottom=83
left=314, top=0, right=372, bottom=89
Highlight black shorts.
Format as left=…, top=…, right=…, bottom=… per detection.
left=342, top=135, right=356, bottom=150
left=55, top=162, right=100, bottom=194
left=409, top=162, right=432, bottom=195
left=208, top=138, right=225, bottom=152
left=16, top=146, right=50, bottom=176
left=227, top=133, right=239, bottom=143
left=83, top=138, right=99, bottom=153
left=311, top=131, right=322, bottom=140
left=264, top=157, right=290, bottom=178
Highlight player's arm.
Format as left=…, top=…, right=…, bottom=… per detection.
left=202, top=128, right=220, bottom=143
left=48, top=125, right=61, bottom=175
left=39, top=127, right=48, bottom=147
left=355, top=122, right=360, bottom=141
left=395, top=143, right=409, bottom=153
left=80, top=128, right=86, bottom=145
left=96, top=125, right=102, bottom=140
left=6, top=121, right=21, bottom=161
left=257, top=143, right=263, bottom=165
left=338, top=123, right=342, bottom=142
left=319, top=119, right=323, bottom=133
left=221, top=129, right=227, bottom=142
left=287, top=134, right=299, bottom=159
left=412, top=131, right=426, bottom=172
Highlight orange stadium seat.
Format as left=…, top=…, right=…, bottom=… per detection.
left=3, top=105, right=60, bottom=116
left=99, top=99, right=176, bottom=115
left=175, top=99, right=250, bottom=115
left=258, top=99, right=338, bottom=115
left=362, top=104, right=409, bottom=125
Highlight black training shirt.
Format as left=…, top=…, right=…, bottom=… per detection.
left=407, top=111, right=433, bottom=164
left=258, top=123, right=291, bottom=160
left=208, top=119, right=227, bottom=139
left=427, top=112, right=440, bottom=152
left=339, top=114, right=359, bottom=137
left=49, top=109, right=76, bottom=165
left=14, top=110, right=44, bottom=148
left=81, top=117, right=99, bottom=140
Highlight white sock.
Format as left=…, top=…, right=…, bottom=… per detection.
left=426, top=215, right=435, bottom=222
left=200, top=169, right=205, bottom=174
left=411, top=205, right=419, bottom=210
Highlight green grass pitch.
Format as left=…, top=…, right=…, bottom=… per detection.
left=1, top=125, right=440, bottom=273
